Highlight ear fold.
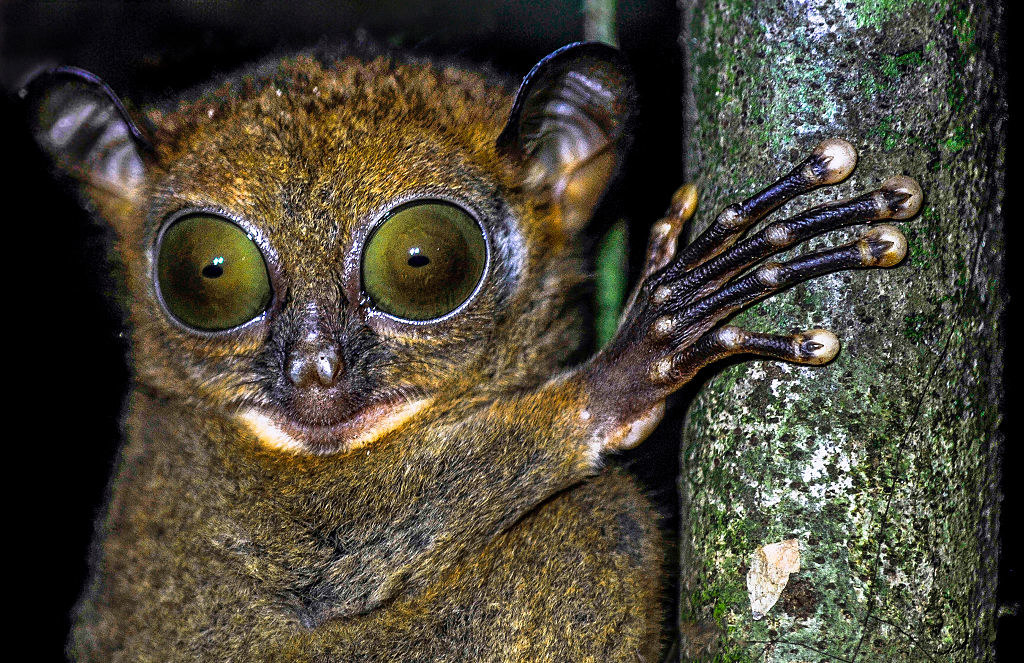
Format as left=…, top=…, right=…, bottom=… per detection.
left=21, top=66, right=151, bottom=206
left=497, top=42, right=637, bottom=234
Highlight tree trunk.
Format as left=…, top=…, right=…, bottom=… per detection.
left=677, top=2, right=1005, bottom=661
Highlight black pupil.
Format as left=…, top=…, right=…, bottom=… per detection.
left=202, top=263, right=224, bottom=278
left=361, top=201, right=486, bottom=321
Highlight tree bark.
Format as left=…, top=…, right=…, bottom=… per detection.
left=677, top=2, right=1005, bottom=661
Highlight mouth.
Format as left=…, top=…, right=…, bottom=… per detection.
left=236, top=396, right=431, bottom=455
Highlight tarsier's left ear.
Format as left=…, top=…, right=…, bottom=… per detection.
left=497, top=42, right=637, bottom=234
left=21, top=66, right=152, bottom=207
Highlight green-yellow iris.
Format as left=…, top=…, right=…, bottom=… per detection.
left=362, top=202, right=486, bottom=321
left=157, top=215, right=271, bottom=331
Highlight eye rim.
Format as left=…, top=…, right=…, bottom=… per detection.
left=358, top=197, right=491, bottom=326
left=152, top=207, right=279, bottom=336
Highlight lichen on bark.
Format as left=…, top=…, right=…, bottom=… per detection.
left=677, top=2, right=1005, bottom=661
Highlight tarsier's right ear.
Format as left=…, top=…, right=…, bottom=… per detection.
left=21, top=66, right=152, bottom=209
left=497, top=42, right=636, bottom=236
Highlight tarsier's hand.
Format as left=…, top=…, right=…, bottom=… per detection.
left=584, top=139, right=922, bottom=451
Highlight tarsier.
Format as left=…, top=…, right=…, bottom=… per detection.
left=26, top=41, right=921, bottom=661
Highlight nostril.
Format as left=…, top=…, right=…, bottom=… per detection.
left=287, top=346, right=342, bottom=388
left=314, top=349, right=341, bottom=386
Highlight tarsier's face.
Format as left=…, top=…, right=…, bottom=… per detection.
left=128, top=58, right=529, bottom=453
left=32, top=48, right=633, bottom=454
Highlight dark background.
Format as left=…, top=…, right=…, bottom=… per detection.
left=1, top=1, right=1015, bottom=660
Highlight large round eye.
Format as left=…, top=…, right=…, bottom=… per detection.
left=362, top=201, right=486, bottom=321
left=156, top=214, right=272, bottom=331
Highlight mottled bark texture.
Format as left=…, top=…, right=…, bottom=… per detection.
left=677, top=2, right=1005, bottom=661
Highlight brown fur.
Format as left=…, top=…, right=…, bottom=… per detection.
left=48, top=49, right=667, bottom=660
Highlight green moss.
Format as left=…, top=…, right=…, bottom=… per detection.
left=882, top=50, right=925, bottom=76
left=944, top=125, right=969, bottom=152
left=852, top=0, right=943, bottom=30
left=713, top=647, right=755, bottom=663
left=951, top=5, right=977, bottom=51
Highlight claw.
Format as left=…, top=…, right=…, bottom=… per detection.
left=792, top=329, right=841, bottom=365
left=880, top=176, right=923, bottom=219
left=858, top=224, right=907, bottom=267
left=807, top=138, right=857, bottom=185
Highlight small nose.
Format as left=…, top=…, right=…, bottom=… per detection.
left=287, top=344, right=342, bottom=388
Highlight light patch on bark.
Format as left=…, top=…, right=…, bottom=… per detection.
left=748, top=538, right=802, bottom=620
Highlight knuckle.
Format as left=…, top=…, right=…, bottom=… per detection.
left=651, top=284, right=673, bottom=305
left=716, top=205, right=743, bottom=229
left=756, top=263, right=784, bottom=287
left=765, top=223, right=793, bottom=246
left=651, top=315, right=677, bottom=340
left=715, top=326, right=745, bottom=350
left=650, top=357, right=675, bottom=383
